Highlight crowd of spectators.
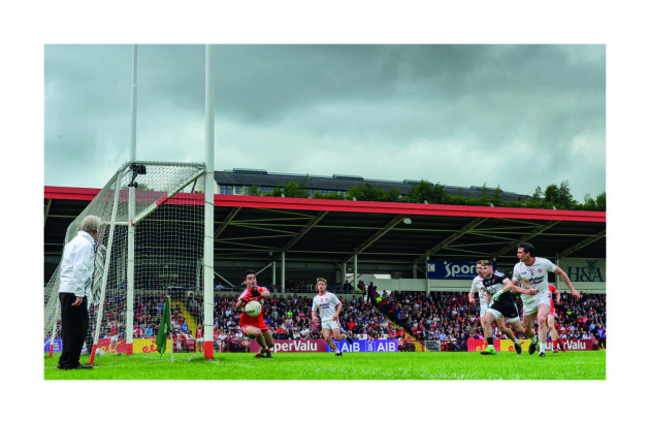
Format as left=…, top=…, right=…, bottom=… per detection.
left=376, top=291, right=478, bottom=351
left=553, top=292, right=607, bottom=349
left=197, top=292, right=396, bottom=342
left=213, top=279, right=379, bottom=296
left=376, top=290, right=606, bottom=350
left=78, top=285, right=606, bottom=352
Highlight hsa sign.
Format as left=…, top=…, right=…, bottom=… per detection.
left=559, top=258, right=606, bottom=283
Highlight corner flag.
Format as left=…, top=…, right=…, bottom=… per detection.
left=156, top=298, right=171, bottom=356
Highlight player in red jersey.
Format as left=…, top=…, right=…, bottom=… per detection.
left=235, top=270, right=275, bottom=358
left=109, top=320, right=120, bottom=354
left=547, top=284, right=565, bottom=352
left=195, top=323, right=203, bottom=353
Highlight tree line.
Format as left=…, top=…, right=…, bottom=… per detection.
left=243, top=178, right=606, bottom=212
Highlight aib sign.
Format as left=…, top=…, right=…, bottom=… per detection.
left=427, top=260, right=488, bottom=280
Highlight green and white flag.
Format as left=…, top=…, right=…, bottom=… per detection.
left=156, top=298, right=171, bottom=356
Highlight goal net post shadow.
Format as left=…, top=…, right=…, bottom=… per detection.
left=44, top=161, right=215, bottom=362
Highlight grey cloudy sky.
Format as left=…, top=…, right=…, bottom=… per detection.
left=44, top=44, right=606, bottom=201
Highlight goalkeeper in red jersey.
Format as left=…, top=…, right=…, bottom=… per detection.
left=235, top=270, right=275, bottom=358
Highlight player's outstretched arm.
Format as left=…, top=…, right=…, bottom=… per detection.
left=509, top=280, right=537, bottom=295
left=555, top=267, right=580, bottom=299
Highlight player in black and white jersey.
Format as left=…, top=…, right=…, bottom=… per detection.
left=480, top=260, right=537, bottom=355
left=472, top=260, right=529, bottom=355
left=470, top=261, right=521, bottom=354
left=512, top=242, right=581, bottom=357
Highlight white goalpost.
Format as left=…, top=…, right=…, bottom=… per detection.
left=45, top=45, right=218, bottom=363
left=44, top=161, right=211, bottom=361
left=203, top=44, right=216, bottom=359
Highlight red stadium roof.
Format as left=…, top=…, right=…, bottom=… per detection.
left=208, top=193, right=605, bottom=223
left=44, top=186, right=101, bottom=200
left=44, top=185, right=606, bottom=283
left=44, top=186, right=605, bottom=222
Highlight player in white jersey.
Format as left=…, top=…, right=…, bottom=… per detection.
left=468, top=262, right=489, bottom=319
left=311, top=278, right=353, bottom=356
left=511, top=242, right=581, bottom=357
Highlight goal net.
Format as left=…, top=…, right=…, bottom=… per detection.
left=424, top=340, right=441, bottom=352
left=44, top=161, right=208, bottom=361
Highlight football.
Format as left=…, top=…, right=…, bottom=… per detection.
left=245, top=300, right=262, bottom=317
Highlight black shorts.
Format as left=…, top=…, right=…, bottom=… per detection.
left=487, top=301, right=520, bottom=320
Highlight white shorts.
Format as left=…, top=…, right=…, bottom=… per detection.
left=480, top=303, right=488, bottom=318
left=196, top=338, right=203, bottom=342
left=111, top=335, right=118, bottom=342
left=522, top=295, right=551, bottom=316
left=321, top=319, right=341, bottom=331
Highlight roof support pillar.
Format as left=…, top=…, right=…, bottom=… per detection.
left=272, top=260, right=277, bottom=290
left=425, top=255, right=430, bottom=295
left=281, top=252, right=286, bottom=293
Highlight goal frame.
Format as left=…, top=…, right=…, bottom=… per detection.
left=44, top=160, right=215, bottom=362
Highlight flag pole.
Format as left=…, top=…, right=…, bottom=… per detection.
left=169, top=295, right=174, bottom=363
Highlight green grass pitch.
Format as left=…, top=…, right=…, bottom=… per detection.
left=44, top=350, right=605, bottom=380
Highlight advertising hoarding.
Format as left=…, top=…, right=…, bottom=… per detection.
left=427, top=260, right=490, bottom=280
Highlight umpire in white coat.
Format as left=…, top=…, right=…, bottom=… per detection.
left=57, top=215, right=101, bottom=370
